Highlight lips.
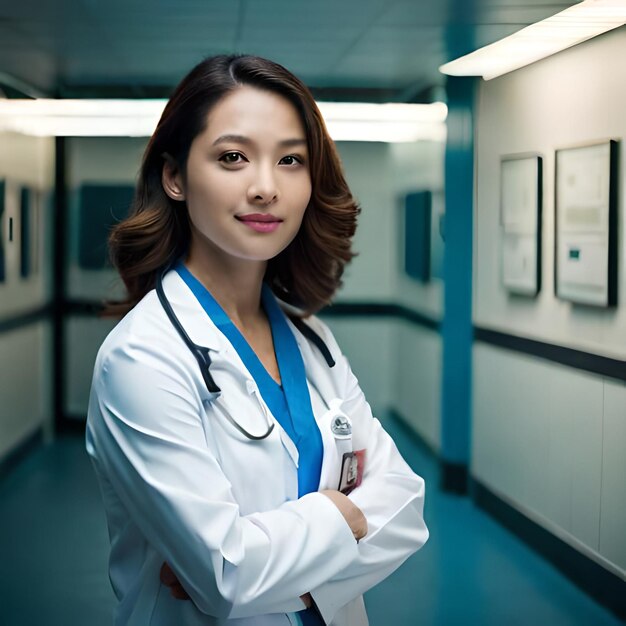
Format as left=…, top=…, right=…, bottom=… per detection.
left=235, top=213, right=282, bottom=223
left=235, top=213, right=283, bottom=233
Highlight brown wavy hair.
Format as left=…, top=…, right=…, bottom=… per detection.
left=105, top=54, right=360, bottom=317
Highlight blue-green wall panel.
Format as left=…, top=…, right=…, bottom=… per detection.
left=441, top=76, right=477, bottom=471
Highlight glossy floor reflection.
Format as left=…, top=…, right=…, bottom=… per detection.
left=0, top=417, right=621, bottom=626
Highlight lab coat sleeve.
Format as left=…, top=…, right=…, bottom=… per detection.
left=306, top=319, right=429, bottom=625
left=88, top=340, right=359, bottom=619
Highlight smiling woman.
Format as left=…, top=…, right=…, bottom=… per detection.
left=106, top=55, right=358, bottom=318
left=160, top=86, right=313, bottom=298
left=86, top=54, right=428, bottom=626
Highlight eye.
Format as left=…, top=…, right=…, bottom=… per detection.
left=219, top=151, right=246, bottom=165
left=279, top=155, right=304, bottom=166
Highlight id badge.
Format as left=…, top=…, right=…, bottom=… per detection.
left=338, top=449, right=366, bottom=495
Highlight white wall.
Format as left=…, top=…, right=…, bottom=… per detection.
left=0, top=132, right=55, bottom=459
left=473, top=27, right=626, bottom=576
left=64, top=137, right=147, bottom=418
left=0, top=322, right=52, bottom=458
left=394, top=319, right=441, bottom=451
left=473, top=344, right=626, bottom=577
left=474, top=26, right=626, bottom=359
left=0, top=129, right=444, bottom=449
left=329, top=140, right=444, bottom=443
left=336, top=140, right=445, bottom=317
left=66, top=137, right=147, bottom=302
left=387, top=141, right=444, bottom=449
left=0, top=132, right=54, bottom=316
left=58, top=136, right=446, bottom=433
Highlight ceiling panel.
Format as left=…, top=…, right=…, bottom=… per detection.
left=0, top=0, right=581, bottom=99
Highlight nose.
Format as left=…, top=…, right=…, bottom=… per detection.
left=247, top=163, right=279, bottom=206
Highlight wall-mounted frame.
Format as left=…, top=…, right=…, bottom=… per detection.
left=20, top=186, right=31, bottom=279
left=19, top=186, right=42, bottom=280
left=0, top=179, right=5, bottom=283
left=500, top=154, right=542, bottom=296
left=78, top=183, right=134, bottom=270
left=404, top=190, right=432, bottom=283
left=555, top=140, right=618, bottom=307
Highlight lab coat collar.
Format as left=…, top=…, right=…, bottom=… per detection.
left=159, top=267, right=337, bottom=401
left=158, top=268, right=337, bottom=474
left=160, top=268, right=225, bottom=352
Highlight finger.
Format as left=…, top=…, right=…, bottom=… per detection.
left=170, top=583, right=191, bottom=600
left=160, top=562, right=177, bottom=586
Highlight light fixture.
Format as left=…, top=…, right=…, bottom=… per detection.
left=318, top=102, right=448, bottom=142
left=0, top=98, right=447, bottom=142
left=439, top=0, right=626, bottom=80
left=0, top=99, right=165, bottom=137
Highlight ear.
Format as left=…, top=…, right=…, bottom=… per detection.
left=161, top=153, right=186, bottom=201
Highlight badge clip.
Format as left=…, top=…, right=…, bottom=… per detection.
left=331, top=413, right=352, bottom=438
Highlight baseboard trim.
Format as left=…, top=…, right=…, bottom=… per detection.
left=441, top=461, right=469, bottom=495
left=386, top=408, right=437, bottom=457
left=57, top=414, right=87, bottom=435
left=387, top=408, right=468, bottom=495
left=472, top=478, right=626, bottom=620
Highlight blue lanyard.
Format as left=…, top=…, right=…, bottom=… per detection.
left=175, top=262, right=323, bottom=496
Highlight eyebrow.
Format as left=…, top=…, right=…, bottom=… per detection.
left=212, top=134, right=307, bottom=148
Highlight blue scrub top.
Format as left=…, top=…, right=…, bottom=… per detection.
left=175, top=261, right=324, bottom=497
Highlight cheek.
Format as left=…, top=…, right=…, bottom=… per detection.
left=292, top=178, right=312, bottom=215
left=185, top=182, right=231, bottom=223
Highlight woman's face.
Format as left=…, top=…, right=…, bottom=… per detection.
left=164, top=85, right=312, bottom=269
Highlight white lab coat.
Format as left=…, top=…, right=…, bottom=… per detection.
left=86, top=268, right=428, bottom=626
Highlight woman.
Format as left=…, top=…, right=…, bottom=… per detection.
left=86, top=54, right=428, bottom=626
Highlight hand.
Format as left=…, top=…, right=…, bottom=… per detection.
left=160, top=562, right=190, bottom=600
left=320, top=489, right=368, bottom=542
left=163, top=566, right=314, bottom=609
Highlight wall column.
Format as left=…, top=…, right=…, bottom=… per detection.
left=440, top=75, right=476, bottom=493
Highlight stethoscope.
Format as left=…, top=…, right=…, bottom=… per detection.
left=155, top=268, right=337, bottom=441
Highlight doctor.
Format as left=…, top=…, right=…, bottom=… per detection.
left=86, top=54, right=428, bottom=626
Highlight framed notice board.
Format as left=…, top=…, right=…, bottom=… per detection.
left=555, top=140, right=618, bottom=307
left=0, top=179, right=5, bottom=283
left=78, top=184, right=134, bottom=269
left=404, top=190, right=432, bottom=283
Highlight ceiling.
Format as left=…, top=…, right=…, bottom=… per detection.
left=0, top=0, right=578, bottom=101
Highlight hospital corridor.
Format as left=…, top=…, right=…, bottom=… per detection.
left=1, top=1, right=625, bottom=625
left=0, top=419, right=622, bottom=625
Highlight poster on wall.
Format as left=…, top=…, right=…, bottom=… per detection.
left=19, top=186, right=41, bottom=279
left=0, top=179, right=5, bottom=283
left=500, top=155, right=542, bottom=296
left=555, top=140, right=618, bottom=307
left=20, top=187, right=31, bottom=279
left=78, top=184, right=134, bottom=270
left=404, top=190, right=432, bottom=283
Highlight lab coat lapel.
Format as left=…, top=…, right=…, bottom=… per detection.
left=288, top=317, right=339, bottom=404
left=161, top=269, right=224, bottom=352
left=287, top=317, right=351, bottom=492
left=163, top=270, right=301, bottom=471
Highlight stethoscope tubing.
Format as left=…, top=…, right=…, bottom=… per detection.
left=155, top=267, right=334, bottom=441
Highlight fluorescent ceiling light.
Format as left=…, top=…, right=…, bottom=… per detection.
left=439, top=0, right=626, bottom=80
left=0, top=99, right=165, bottom=137
left=318, top=102, right=448, bottom=142
left=0, top=98, right=447, bottom=142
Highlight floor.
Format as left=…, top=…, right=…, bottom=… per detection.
left=0, top=417, right=622, bottom=626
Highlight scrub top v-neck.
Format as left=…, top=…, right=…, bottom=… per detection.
left=175, top=261, right=323, bottom=497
